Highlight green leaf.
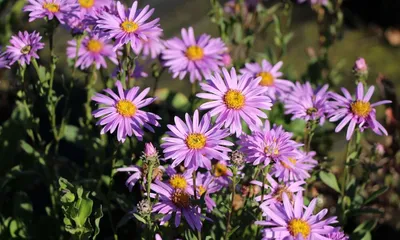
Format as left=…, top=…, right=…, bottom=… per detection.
left=319, top=171, right=341, bottom=193
left=364, top=186, right=389, bottom=205
left=64, top=125, right=79, bottom=142
left=92, top=205, right=103, bottom=240
left=133, top=213, right=147, bottom=224
left=354, top=219, right=378, bottom=234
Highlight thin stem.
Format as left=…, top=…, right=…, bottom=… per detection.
left=146, top=163, right=154, bottom=203
left=304, top=121, right=316, bottom=152
left=152, top=67, right=165, bottom=97
left=107, top=145, right=119, bottom=240
left=192, top=171, right=201, bottom=240
left=224, top=167, right=237, bottom=240
left=72, top=35, right=83, bottom=78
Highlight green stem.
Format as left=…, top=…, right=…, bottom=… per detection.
left=192, top=171, right=201, bottom=240
left=72, top=35, right=83, bottom=78
left=107, top=145, right=119, bottom=240
left=146, top=163, right=154, bottom=203
left=152, top=67, right=165, bottom=97
left=224, top=167, right=237, bottom=240
left=304, top=120, right=316, bottom=152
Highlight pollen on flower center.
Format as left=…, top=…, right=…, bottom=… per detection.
left=20, top=45, right=31, bottom=55
left=306, top=107, right=318, bottom=115
left=172, top=190, right=190, bottom=208
left=79, top=0, right=95, bottom=8
left=351, top=100, right=371, bottom=118
left=288, top=219, right=311, bottom=238
left=224, top=89, right=245, bottom=109
left=282, top=157, right=296, bottom=169
left=257, top=72, right=274, bottom=86
left=273, top=186, right=293, bottom=202
left=198, top=185, right=206, bottom=196
left=264, top=146, right=279, bottom=155
left=185, top=46, right=204, bottom=61
left=185, top=133, right=207, bottom=150
left=214, top=162, right=228, bottom=177
left=121, top=20, right=139, bottom=33
left=116, top=100, right=137, bottom=117
left=43, top=3, right=60, bottom=13
left=169, top=174, right=187, bottom=189
left=87, top=39, right=103, bottom=53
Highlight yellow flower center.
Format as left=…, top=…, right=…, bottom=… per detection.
left=20, top=45, right=31, bottom=55
left=288, top=219, right=311, bottom=238
left=282, top=157, right=296, bottom=169
left=264, top=146, right=279, bottom=155
left=224, top=89, right=245, bottom=110
left=306, top=107, right=317, bottom=115
left=169, top=174, right=187, bottom=190
left=351, top=101, right=371, bottom=118
left=78, top=0, right=95, bottom=8
left=172, top=190, right=190, bottom=208
left=121, top=20, right=139, bottom=33
left=185, top=46, right=204, bottom=61
left=198, top=185, right=206, bottom=196
left=185, top=133, right=207, bottom=150
left=213, top=162, right=228, bottom=177
left=257, top=72, right=274, bottom=87
left=273, top=186, right=293, bottom=202
left=43, top=3, right=60, bottom=13
left=115, top=100, right=137, bottom=117
left=87, top=39, right=103, bottom=53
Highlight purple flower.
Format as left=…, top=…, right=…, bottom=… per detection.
left=144, top=142, right=157, bottom=158
left=91, top=81, right=161, bottom=142
left=329, top=83, right=391, bottom=140
left=325, top=227, right=349, bottom=240
left=222, top=52, right=232, bottom=67
left=5, top=31, right=45, bottom=66
left=240, top=60, right=293, bottom=101
left=271, top=150, right=318, bottom=183
left=297, top=0, right=328, bottom=6
left=197, top=67, right=272, bottom=137
left=165, top=167, right=194, bottom=195
left=212, top=160, right=233, bottom=187
left=284, top=82, right=330, bottom=125
left=0, top=48, right=9, bottom=69
left=67, top=32, right=118, bottom=69
left=238, top=121, right=302, bottom=166
left=96, top=1, right=162, bottom=51
left=257, top=192, right=337, bottom=239
left=196, top=172, right=222, bottom=211
left=161, top=110, right=233, bottom=170
left=252, top=174, right=304, bottom=206
left=77, top=0, right=111, bottom=13
left=24, top=0, right=79, bottom=24
left=354, top=57, right=368, bottom=73
left=151, top=180, right=207, bottom=231
left=117, top=164, right=164, bottom=191
left=134, top=31, right=165, bottom=59
left=162, top=27, right=227, bottom=83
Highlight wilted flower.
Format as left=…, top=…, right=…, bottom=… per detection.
left=271, top=150, right=318, bottom=182
left=96, top=1, right=162, bottom=51
left=161, top=110, right=233, bottom=170
left=24, top=0, right=79, bottom=24
left=197, top=67, right=272, bottom=137
left=329, top=83, right=391, bottom=140
left=151, top=180, right=207, bottom=231
left=230, top=150, right=245, bottom=167
left=136, top=199, right=152, bottom=216
left=67, top=32, right=118, bottom=69
left=162, top=27, right=227, bottom=83
left=252, top=174, right=304, bottom=206
left=240, top=60, right=293, bottom=101
left=257, top=192, right=337, bottom=239
left=238, top=121, right=302, bottom=166
left=91, top=81, right=161, bottom=142
left=284, top=82, right=330, bottom=125
left=5, top=31, right=45, bottom=66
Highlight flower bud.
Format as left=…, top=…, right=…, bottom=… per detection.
left=374, top=143, right=385, bottom=157
left=353, top=57, right=368, bottom=82
left=222, top=53, right=232, bottom=67
left=144, top=142, right=157, bottom=158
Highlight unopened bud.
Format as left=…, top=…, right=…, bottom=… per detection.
left=353, top=57, right=368, bottom=82
left=222, top=53, right=232, bottom=67
left=144, top=143, right=158, bottom=159
left=374, top=143, right=385, bottom=157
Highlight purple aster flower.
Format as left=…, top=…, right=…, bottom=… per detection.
left=325, top=227, right=349, bottom=240
left=5, top=31, right=45, bottom=66
left=252, top=174, right=304, bottom=206
left=161, top=110, right=233, bottom=170
left=284, top=82, right=330, bottom=125
left=67, top=32, right=118, bottom=69
left=134, top=31, right=165, bottom=59
left=240, top=60, right=293, bottom=101
left=212, top=160, right=233, bottom=187
left=77, top=0, right=110, bottom=13
left=238, top=121, right=302, bottom=166
left=257, top=192, right=337, bottom=239
left=96, top=1, right=162, bottom=51
left=197, top=67, right=272, bottom=137
left=24, top=0, right=79, bottom=24
left=162, top=27, right=227, bottom=83
left=329, top=83, right=391, bottom=140
left=297, top=0, right=328, bottom=6
left=271, top=150, right=318, bottom=183
left=0, top=48, right=9, bottom=69
left=91, top=80, right=161, bottom=142
left=151, top=180, right=207, bottom=231
left=165, top=167, right=194, bottom=195
left=117, top=165, right=164, bottom=191
left=196, top=172, right=221, bottom=211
